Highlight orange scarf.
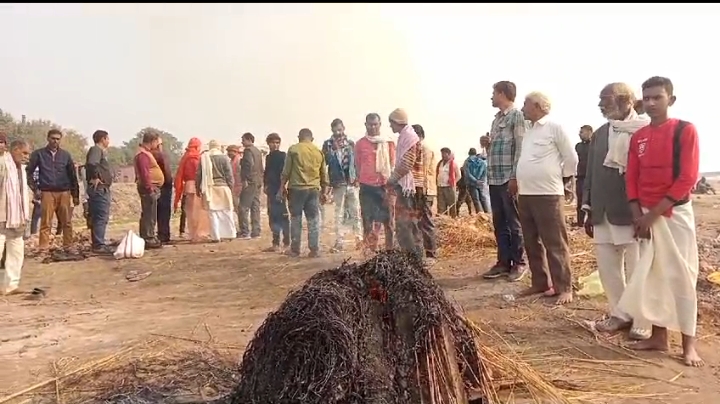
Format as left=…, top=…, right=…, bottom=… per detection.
left=173, top=137, right=202, bottom=210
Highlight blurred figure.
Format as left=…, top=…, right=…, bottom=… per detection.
left=174, top=138, right=210, bottom=242
left=85, top=130, right=113, bottom=253
left=197, top=140, right=236, bottom=241
left=239, top=133, right=263, bottom=239
left=134, top=131, right=164, bottom=248
left=464, top=148, right=491, bottom=213
left=355, top=113, right=396, bottom=251
left=226, top=145, right=244, bottom=228
left=574, top=125, right=593, bottom=226
left=263, top=133, right=290, bottom=251
left=281, top=128, right=327, bottom=257
left=152, top=139, right=174, bottom=243
left=26, top=129, right=79, bottom=250
left=413, top=124, right=438, bottom=261
left=387, top=108, right=424, bottom=259
left=1, top=139, right=32, bottom=295
left=436, top=147, right=461, bottom=217
left=323, top=119, right=361, bottom=252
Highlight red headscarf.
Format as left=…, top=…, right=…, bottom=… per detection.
left=173, top=137, right=202, bottom=210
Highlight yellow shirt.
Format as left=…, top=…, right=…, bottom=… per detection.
left=282, top=142, right=328, bottom=190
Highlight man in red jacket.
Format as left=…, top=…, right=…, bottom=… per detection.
left=618, top=76, right=703, bottom=367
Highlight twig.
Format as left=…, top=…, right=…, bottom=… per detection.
left=571, top=364, right=696, bottom=390
left=53, top=361, right=61, bottom=404
left=149, top=333, right=243, bottom=349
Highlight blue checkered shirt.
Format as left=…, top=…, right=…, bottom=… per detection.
left=487, top=107, right=528, bottom=186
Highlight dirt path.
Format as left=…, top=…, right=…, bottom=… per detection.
left=2, top=204, right=720, bottom=403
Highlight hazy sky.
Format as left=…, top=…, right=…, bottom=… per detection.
left=1, top=3, right=717, bottom=170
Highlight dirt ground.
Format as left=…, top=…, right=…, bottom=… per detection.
left=2, top=187, right=720, bottom=403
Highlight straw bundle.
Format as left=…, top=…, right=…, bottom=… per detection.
left=435, top=214, right=496, bottom=257
left=229, top=250, right=570, bottom=404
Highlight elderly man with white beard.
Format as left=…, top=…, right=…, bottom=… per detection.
left=584, top=83, right=651, bottom=339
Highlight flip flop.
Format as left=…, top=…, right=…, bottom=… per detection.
left=629, top=327, right=651, bottom=340
left=126, top=271, right=152, bottom=282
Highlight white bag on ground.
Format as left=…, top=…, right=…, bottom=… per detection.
left=114, top=230, right=146, bottom=260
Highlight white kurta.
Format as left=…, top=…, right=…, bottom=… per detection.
left=617, top=203, right=699, bottom=336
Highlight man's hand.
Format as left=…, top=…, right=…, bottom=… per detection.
left=583, top=212, right=593, bottom=238
left=507, top=179, right=518, bottom=197
left=476, top=180, right=483, bottom=187
left=72, top=197, right=80, bottom=206
left=34, top=189, right=41, bottom=200
left=90, top=178, right=101, bottom=189
left=633, top=212, right=657, bottom=240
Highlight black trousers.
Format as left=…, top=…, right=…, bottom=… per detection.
left=157, top=185, right=172, bottom=242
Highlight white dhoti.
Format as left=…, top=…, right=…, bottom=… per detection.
left=593, top=216, right=648, bottom=329
left=206, top=186, right=237, bottom=241
left=617, top=203, right=699, bottom=336
left=1, top=227, right=25, bottom=294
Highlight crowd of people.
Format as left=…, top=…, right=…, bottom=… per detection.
left=0, top=75, right=704, bottom=367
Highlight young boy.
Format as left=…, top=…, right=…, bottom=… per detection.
left=262, top=133, right=290, bottom=252
left=619, top=76, right=702, bottom=367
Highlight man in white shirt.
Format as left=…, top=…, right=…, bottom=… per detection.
left=515, top=91, right=579, bottom=305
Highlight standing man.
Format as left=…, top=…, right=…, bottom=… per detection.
left=619, top=76, right=703, bottom=367
left=85, top=130, right=113, bottom=253
left=413, top=124, right=438, bottom=261
left=584, top=83, right=650, bottom=340
left=134, top=131, right=163, bottom=249
left=280, top=128, right=327, bottom=258
left=197, top=140, right=236, bottom=241
left=152, top=139, right=173, bottom=243
left=26, top=129, right=79, bottom=250
left=324, top=119, right=361, bottom=252
left=239, top=132, right=263, bottom=239
left=263, top=133, right=290, bottom=252
left=435, top=148, right=461, bottom=217
left=516, top=92, right=578, bottom=305
left=464, top=148, right=490, bottom=213
left=1, top=139, right=32, bottom=295
left=387, top=108, right=424, bottom=258
left=574, top=125, right=593, bottom=226
left=226, top=145, right=244, bottom=228
left=355, top=113, right=396, bottom=252
left=483, top=81, right=527, bottom=281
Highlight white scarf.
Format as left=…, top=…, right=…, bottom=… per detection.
left=364, top=133, right=394, bottom=179
left=4, top=155, right=31, bottom=229
left=603, top=110, right=650, bottom=174
left=199, top=146, right=223, bottom=201
left=395, top=125, right=420, bottom=196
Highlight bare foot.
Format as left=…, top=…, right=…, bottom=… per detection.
left=517, top=286, right=549, bottom=297
left=596, top=316, right=631, bottom=333
left=543, top=286, right=556, bottom=297
left=554, top=291, right=573, bottom=305
left=682, top=334, right=704, bottom=367
left=683, top=347, right=705, bottom=367
left=629, top=337, right=669, bottom=352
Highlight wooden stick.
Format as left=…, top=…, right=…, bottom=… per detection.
left=53, top=361, right=61, bottom=404
left=149, top=333, right=243, bottom=349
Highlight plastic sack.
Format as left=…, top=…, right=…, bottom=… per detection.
left=114, top=230, right=146, bottom=260
left=577, top=270, right=604, bottom=297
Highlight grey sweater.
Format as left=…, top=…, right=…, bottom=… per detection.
left=195, top=153, right=234, bottom=194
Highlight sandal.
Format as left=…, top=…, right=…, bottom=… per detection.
left=628, top=327, right=651, bottom=340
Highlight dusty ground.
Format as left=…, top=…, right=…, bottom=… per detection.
left=2, top=187, right=720, bottom=403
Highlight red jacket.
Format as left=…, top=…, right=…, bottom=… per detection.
left=626, top=119, right=699, bottom=216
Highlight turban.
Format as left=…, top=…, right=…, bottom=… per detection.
left=389, top=108, right=409, bottom=125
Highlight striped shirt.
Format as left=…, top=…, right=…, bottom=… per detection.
left=487, top=106, right=528, bottom=185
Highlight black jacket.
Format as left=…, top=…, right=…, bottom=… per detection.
left=26, top=147, right=79, bottom=199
